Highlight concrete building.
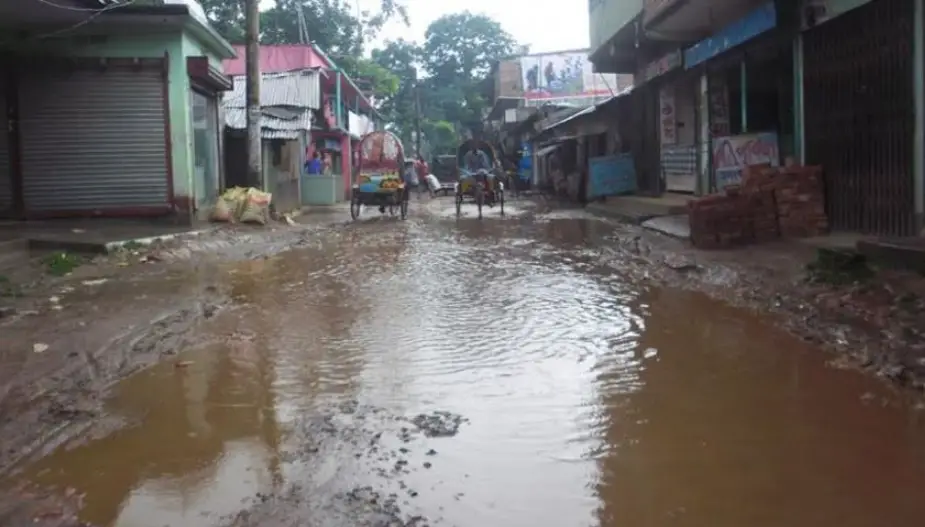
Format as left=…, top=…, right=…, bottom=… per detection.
left=587, top=0, right=920, bottom=237
left=0, top=0, right=235, bottom=224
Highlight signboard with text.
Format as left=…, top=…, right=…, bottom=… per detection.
left=711, top=132, right=779, bottom=190
left=659, top=87, right=676, bottom=145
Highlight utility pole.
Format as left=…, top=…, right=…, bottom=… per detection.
left=413, top=68, right=421, bottom=157
left=245, top=0, right=262, bottom=188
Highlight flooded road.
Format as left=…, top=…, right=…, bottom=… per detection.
left=9, top=203, right=925, bottom=526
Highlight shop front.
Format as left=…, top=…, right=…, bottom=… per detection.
left=636, top=49, right=701, bottom=194
left=802, top=0, right=915, bottom=235
left=17, top=59, right=172, bottom=217
left=683, top=1, right=790, bottom=193
left=301, top=133, right=346, bottom=205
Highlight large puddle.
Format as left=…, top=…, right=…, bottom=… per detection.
left=10, top=211, right=925, bottom=526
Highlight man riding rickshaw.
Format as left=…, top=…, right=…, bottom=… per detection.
left=455, top=139, right=505, bottom=219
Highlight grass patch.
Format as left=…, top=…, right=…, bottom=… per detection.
left=43, top=252, right=82, bottom=276
left=806, top=248, right=874, bottom=286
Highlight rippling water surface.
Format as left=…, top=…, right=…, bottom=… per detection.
left=14, top=210, right=925, bottom=526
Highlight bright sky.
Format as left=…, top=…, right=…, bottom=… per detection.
left=357, top=0, right=590, bottom=54
left=253, top=0, right=589, bottom=55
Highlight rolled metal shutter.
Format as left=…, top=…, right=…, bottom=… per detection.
left=0, top=84, right=11, bottom=215
left=18, top=63, right=169, bottom=214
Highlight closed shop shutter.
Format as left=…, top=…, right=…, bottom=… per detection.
left=0, top=84, right=11, bottom=215
left=18, top=63, right=169, bottom=214
left=803, top=0, right=914, bottom=235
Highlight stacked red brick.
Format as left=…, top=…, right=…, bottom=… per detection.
left=688, top=164, right=829, bottom=249
left=771, top=166, right=828, bottom=237
left=688, top=193, right=751, bottom=249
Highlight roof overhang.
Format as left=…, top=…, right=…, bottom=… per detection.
left=486, top=96, right=524, bottom=121
left=188, top=57, right=233, bottom=91
left=588, top=16, right=639, bottom=74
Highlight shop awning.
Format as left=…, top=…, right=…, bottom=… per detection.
left=534, top=139, right=574, bottom=157
left=534, top=144, right=562, bottom=157
left=538, top=86, right=633, bottom=135
left=486, top=96, right=525, bottom=121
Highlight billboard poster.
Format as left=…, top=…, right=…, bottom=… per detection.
left=520, top=51, right=624, bottom=107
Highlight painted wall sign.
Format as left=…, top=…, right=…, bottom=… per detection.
left=638, top=50, right=682, bottom=84
left=587, top=153, right=637, bottom=199
left=684, top=2, right=777, bottom=68
left=659, top=87, right=677, bottom=145
left=711, top=132, right=779, bottom=190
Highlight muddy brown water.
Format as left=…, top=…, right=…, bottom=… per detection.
left=8, top=205, right=925, bottom=526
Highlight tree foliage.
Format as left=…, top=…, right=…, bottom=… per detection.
left=370, top=39, right=419, bottom=147
left=421, top=12, right=517, bottom=137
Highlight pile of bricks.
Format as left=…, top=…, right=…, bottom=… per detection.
left=688, top=163, right=828, bottom=249
left=688, top=193, right=750, bottom=249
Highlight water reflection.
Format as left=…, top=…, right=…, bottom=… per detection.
left=10, top=216, right=925, bottom=527
left=597, top=288, right=925, bottom=527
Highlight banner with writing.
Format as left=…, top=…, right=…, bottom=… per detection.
left=659, top=87, right=677, bottom=145
left=711, top=132, right=779, bottom=190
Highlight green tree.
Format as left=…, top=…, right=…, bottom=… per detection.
left=198, top=0, right=245, bottom=43
left=421, top=11, right=517, bottom=135
left=199, top=0, right=406, bottom=54
left=422, top=120, right=457, bottom=156
left=198, top=0, right=405, bottom=102
left=371, top=39, right=420, bottom=146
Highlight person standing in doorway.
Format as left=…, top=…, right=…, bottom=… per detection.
left=305, top=151, right=322, bottom=175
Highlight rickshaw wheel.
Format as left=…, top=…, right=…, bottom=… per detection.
left=455, top=190, right=463, bottom=217
left=474, top=185, right=484, bottom=219
left=350, top=194, right=362, bottom=220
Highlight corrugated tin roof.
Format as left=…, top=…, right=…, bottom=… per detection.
left=539, top=85, right=634, bottom=134
left=224, top=70, right=321, bottom=110
left=223, top=45, right=325, bottom=76
left=224, top=107, right=312, bottom=138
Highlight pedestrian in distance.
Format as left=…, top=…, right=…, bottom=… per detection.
left=305, top=151, right=322, bottom=175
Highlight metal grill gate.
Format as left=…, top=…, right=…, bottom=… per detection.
left=803, top=0, right=915, bottom=235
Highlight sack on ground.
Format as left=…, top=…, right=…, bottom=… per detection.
left=209, top=197, right=234, bottom=222
left=239, top=188, right=273, bottom=224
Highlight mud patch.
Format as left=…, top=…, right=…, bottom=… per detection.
left=408, top=412, right=468, bottom=438
left=224, top=402, right=443, bottom=527
left=0, top=483, right=86, bottom=527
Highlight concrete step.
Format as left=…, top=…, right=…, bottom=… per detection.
left=586, top=194, right=692, bottom=224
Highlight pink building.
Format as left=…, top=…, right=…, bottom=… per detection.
left=223, top=45, right=376, bottom=198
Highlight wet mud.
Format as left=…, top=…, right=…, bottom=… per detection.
left=2, top=198, right=925, bottom=526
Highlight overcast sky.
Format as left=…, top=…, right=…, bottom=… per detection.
left=357, top=0, right=589, bottom=53
left=252, top=0, right=589, bottom=54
